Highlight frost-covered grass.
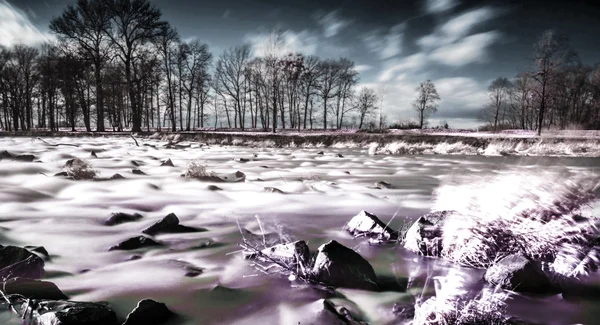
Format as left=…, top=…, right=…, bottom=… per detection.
left=429, top=170, right=600, bottom=270
left=183, top=160, right=213, bottom=179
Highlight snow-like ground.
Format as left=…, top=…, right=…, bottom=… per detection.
left=0, top=136, right=599, bottom=324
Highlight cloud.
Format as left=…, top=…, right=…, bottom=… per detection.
left=316, top=10, right=349, bottom=38
left=354, top=65, right=372, bottom=73
left=377, top=53, right=428, bottom=82
left=425, top=0, right=459, bottom=14
left=0, top=0, right=49, bottom=48
left=222, top=10, right=231, bottom=19
left=245, top=30, right=319, bottom=57
left=429, top=31, right=500, bottom=66
left=418, top=7, right=496, bottom=49
left=363, top=23, right=406, bottom=60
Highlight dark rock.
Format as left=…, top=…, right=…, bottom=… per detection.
left=0, top=245, right=45, bottom=280
left=317, top=151, right=324, bottom=155
left=259, top=165, right=269, bottom=168
left=109, top=173, right=125, bottom=180
left=264, top=187, right=285, bottom=194
left=336, top=154, right=344, bottom=158
left=122, top=299, right=173, bottom=325
left=35, top=301, right=118, bottom=325
left=25, top=246, right=51, bottom=260
left=322, top=299, right=366, bottom=325
left=131, top=160, right=141, bottom=166
left=484, top=253, right=557, bottom=294
left=235, top=158, right=251, bottom=163
left=0, top=150, right=13, bottom=159
left=344, top=211, right=398, bottom=244
left=65, top=158, right=80, bottom=167
left=105, top=212, right=144, bottom=226
left=90, top=151, right=98, bottom=158
left=14, top=154, right=35, bottom=162
left=245, top=241, right=311, bottom=275
left=404, top=211, right=454, bottom=257
left=207, top=185, right=223, bottom=191
left=375, top=181, right=394, bottom=189
left=160, top=159, right=174, bottom=167
left=109, top=236, right=162, bottom=251
left=132, top=169, right=146, bottom=175
left=54, top=172, right=69, bottom=177
left=129, top=255, right=143, bottom=261
left=2, top=278, right=68, bottom=300
left=142, top=213, right=206, bottom=236
left=196, top=171, right=246, bottom=183
left=311, top=240, right=378, bottom=291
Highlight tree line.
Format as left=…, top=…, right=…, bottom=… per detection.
left=0, top=0, right=387, bottom=133
left=483, top=30, right=600, bottom=134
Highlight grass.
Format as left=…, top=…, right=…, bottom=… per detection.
left=183, top=160, right=214, bottom=179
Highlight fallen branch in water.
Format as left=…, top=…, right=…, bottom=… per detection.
left=35, top=138, right=79, bottom=147
left=130, top=134, right=139, bottom=147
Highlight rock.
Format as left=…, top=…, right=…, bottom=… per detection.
left=14, top=154, right=35, bottom=162
left=403, top=211, right=453, bottom=257
left=122, top=299, right=174, bottom=325
left=196, top=171, right=246, bottom=183
left=2, top=278, right=68, bottom=300
left=109, top=236, right=162, bottom=251
left=109, top=173, right=125, bottom=180
left=246, top=241, right=311, bottom=275
left=484, top=253, right=557, bottom=294
left=235, top=158, right=251, bottom=163
left=160, top=159, right=174, bottom=167
left=131, top=160, right=141, bottom=166
left=90, top=151, right=98, bottom=158
left=132, top=169, right=146, bottom=175
left=54, top=172, right=69, bottom=177
left=207, top=185, right=223, bottom=191
left=374, top=181, right=394, bottom=189
left=105, top=212, right=144, bottom=226
left=65, top=158, right=81, bottom=167
left=322, top=299, right=366, bottom=325
left=35, top=301, right=118, bottom=325
left=317, top=151, right=324, bottom=155
left=0, top=245, right=45, bottom=280
left=0, top=150, right=13, bottom=159
left=264, top=187, right=285, bottom=194
left=25, top=246, right=51, bottom=260
left=142, top=213, right=206, bottom=236
left=344, top=211, right=398, bottom=244
left=259, top=165, right=269, bottom=168
left=336, top=154, right=344, bottom=158
left=311, top=240, right=378, bottom=291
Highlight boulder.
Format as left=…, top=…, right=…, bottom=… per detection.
left=264, top=187, right=285, bottom=194
left=109, top=173, right=125, bottom=180
left=0, top=150, right=13, bottom=159
left=311, top=240, right=378, bottom=291
left=160, top=159, right=174, bottom=167
left=0, top=245, right=45, bottom=280
left=132, top=169, right=146, bottom=175
left=142, top=213, right=206, bottom=236
left=246, top=240, right=311, bottom=275
left=105, top=212, right=144, bottom=226
left=2, top=278, right=68, bottom=300
left=404, top=211, right=453, bottom=257
left=122, top=299, right=173, bottom=325
left=25, top=246, right=51, bottom=260
left=344, top=211, right=398, bottom=244
left=35, top=301, right=118, bottom=325
left=109, top=236, right=162, bottom=251
left=484, top=253, right=557, bottom=294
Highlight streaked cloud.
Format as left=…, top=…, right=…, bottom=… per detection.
left=0, top=0, right=49, bottom=48
left=429, top=31, right=500, bottom=66
left=425, top=0, right=459, bottom=14
left=245, top=29, right=319, bottom=57
left=316, top=10, right=349, bottom=38
left=363, top=23, right=405, bottom=60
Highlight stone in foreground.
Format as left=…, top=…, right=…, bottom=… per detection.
left=344, top=211, right=398, bottom=244
left=35, top=301, right=118, bottom=325
left=122, top=299, right=174, bottom=325
left=246, top=240, right=311, bottom=275
left=109, top=236, right=162, bottom=251
left=0, top=245, right=45, bottom=280
left=2, top=278, right=68, bottom=300
left=484, top=253, right=557, bottom=294
left=142, top=213, right=206, bottom=236
left=311, top=240, right=378, bottom=291
left=404, top=211, right=453, bottom=257
left=105, top=212, right=144, bottom=226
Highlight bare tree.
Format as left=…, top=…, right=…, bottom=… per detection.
left=485, top=77, right=512, bottom=131
left=413, top=80, right=441, bottom=129
left=355, top=87, right=378, bottom=129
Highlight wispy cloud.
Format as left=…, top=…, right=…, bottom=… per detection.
left=0, top=0, right=49, bottom=48
left=316, top=10, right=349, bottom=38
left=363, top=23, right=405, bottom=60
left=244, top=29, right=319, bottom=57
left=425, top=0, right=459, bottom=14
left=429, top=31, right=500, bottom=66
left=354, top=64, right=372, bottom=73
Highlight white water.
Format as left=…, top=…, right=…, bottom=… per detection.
left=0, top=136, right=599, bottom=325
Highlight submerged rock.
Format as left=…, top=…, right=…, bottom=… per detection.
left=122, top=299, right=174, bottom=325
left=35, top=301, right=118, bottom=325
left=132, top=169, right=146, bottom=175
left=484, top=253, right=557, bottom=294
left=14, top=154, right=35, bottom=162
left=142, top=213, right=206, bottom=236
left=0, top=150, right=12, bottom=159
left=246, top=240, right=311, bottom=275
left=374, top=181, right=394, bottom=189
left=54, top=171, right=69, bottom=177
left=207, top=185, right=223, bottom=191
left=195, top=171, right=246, bottom=183
left=160, top=159, right=174, bottom=167
left=0, top=245, right=45, bottom=280
left=404, top=211, right=453, bottom=257
left=2, top=278, right=68, bottom=300
left=109, top=173, right=125, bottom=180
left=264, top=187, right=285, bottom=194
left=344, top=211, right=398, bottom=244
left=109, top=236, right=162, bottom=251
left=311, top=240, right=378, bottom=291
left=90, top=151, right=98, bottom=158
left=105, top=212, right=144, bottom=226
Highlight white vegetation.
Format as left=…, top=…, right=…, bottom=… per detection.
left=64, top=158, right=97, bottom=180
left=184, top=160, right=213, bottom=179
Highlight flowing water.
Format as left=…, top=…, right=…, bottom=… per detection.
left=0, top=136, right=599, bottom=325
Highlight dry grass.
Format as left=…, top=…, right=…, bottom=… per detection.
left=64, top=158, right=97, bottom=180
left=184, top=160, right=214, bottom=179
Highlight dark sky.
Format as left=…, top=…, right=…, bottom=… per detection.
left=3, top=0, right=600, bottom=127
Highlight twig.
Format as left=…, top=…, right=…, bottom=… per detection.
left=130, top=135, right=139, bottom=147
left=35, top=138, right=79, bottom=147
